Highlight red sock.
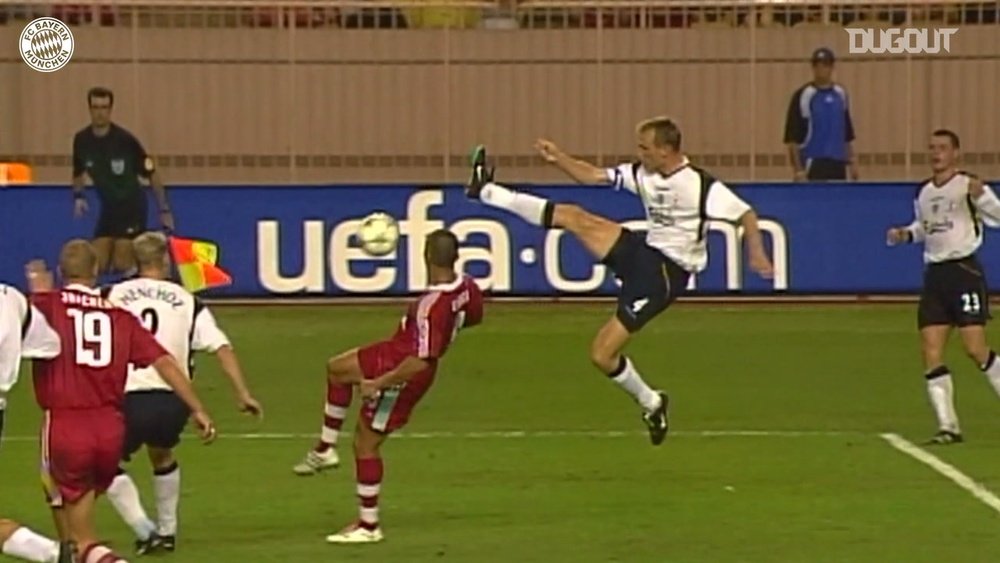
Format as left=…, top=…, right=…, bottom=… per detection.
left=316, top=381, right=352, bottom=452
left=356, top=456, right=383, bottom=531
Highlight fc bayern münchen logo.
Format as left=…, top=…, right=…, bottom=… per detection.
left=20, top=17, right=74, bottom=73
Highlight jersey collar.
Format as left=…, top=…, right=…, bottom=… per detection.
left=427, top=276, right=463, bottom=292
left=64, top=283, right=100, bottom=295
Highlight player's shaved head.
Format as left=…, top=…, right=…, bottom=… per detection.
left=637, top=116, right=682, bottom=150
left=133, top=231, right=169, bottom=269
left=59, top=239, right=99, bottom=281
left=425, top=229, right=459, bottom=269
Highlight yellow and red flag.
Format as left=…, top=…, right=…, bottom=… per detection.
left=168, top=236, right=232, bottom=293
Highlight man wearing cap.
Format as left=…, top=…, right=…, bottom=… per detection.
left=783, top=47, right=858, bottom=182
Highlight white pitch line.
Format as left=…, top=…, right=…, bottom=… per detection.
left=881, top=433, right=1000, bottom=515
left=0, top=429, right=857, bottom=443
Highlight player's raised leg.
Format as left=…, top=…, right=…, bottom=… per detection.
left=466, top=145, right=622, bottom=261
left=920, top=325, right=962, bottom=444
left=293, top=348, right=363, bottom=476
left=0, top=518, right=72, bottom=563
left=325, top=421, right=387, bottom=544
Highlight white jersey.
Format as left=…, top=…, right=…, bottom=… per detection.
left=105, top=277, right=230, bottom=392
left=0, top=283, right=61, bottom=410
left=605, top=158, right=752, bottom=272
left=907, top=172, right=1000, bottom=264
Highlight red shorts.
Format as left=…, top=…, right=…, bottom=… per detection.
left=357, top=341, right=436, bottom=434
left=41, top=407, right=125, bottom=507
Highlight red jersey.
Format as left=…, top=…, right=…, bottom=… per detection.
left=387, top=275, right=483, bottom=362
left=31, top=284, right=168, bottom=411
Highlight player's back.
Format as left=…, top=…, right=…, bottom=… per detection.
left=105, top=277, right=203, bottom=390
left=31, top=284, right=167, bottom=411
left=392, top=275, right=483, bottom=362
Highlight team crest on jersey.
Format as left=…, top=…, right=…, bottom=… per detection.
left=111, top=158, right=125, bottom=175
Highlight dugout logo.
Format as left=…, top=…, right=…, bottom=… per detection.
left=845, top=28, right=957, bottom=55
left=20, top=17, right=74, bottom=73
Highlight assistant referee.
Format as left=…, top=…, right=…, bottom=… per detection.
left=72, top=87, right=174, bottom=277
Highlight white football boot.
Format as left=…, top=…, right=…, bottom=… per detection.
left=326, top=522, right=384, bottom=544
left=292, top=448, right=339, bottom=476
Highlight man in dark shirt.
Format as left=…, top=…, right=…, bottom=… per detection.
left=72, top=87, right=175, bottom=278
left=783, top=48, right=859, bottom=182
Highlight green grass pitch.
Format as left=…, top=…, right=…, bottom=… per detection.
left=2, top=303, right=1000, bottom=562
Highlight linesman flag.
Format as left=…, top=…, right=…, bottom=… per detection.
left=168, top=236, right=232, bottom=293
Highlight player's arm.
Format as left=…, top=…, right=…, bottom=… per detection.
left=535, top=139, right=609, bottom=185
left=783, top=90, right=807, bottom=181
left=192, top=305, right=262, bottom=416
left=708, top=181, right=773, bottom=278
left=71, top=133, right=89, bottom=217
left=968, top=177, right=1000, bottom=227
left=20, top=305, right=60, bottom=360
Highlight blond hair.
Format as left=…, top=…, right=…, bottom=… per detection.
left=133, top=231, right=169, bottom=269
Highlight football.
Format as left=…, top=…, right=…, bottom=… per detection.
left=357, top=212, right=400, bottom=256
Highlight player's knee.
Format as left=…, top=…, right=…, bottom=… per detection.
left=553, top=203, right=584, bottom=228
left=148, top=449, right=174, bottom=470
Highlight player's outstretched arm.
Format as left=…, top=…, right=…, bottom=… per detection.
left=535, top=139, right=608, bottom=185
left=739, top=210, right=774, bottom=279
left=215, top=345, right=263, bottom=418
left=152, top=355, right=217, bottom=443
left=359, top=356, right=431, bottom=400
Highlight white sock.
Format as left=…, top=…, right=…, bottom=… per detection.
left=610, top=356, right=661, bottom=412
left=980, top=351, right=1000, bottom=399
left=1, top=527, right=59, bottom=562
left=926, top=368, right=960, bottom=433
left=153, top=463, right=181, bottom=536
left=480, top=183, right=549, bottom=226
left=107, top=472, right=157, bottom=540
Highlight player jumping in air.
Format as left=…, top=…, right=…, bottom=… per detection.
left=26, top=240, right=217, bottom=563
left=886, top=129, right=1000, bottom=445
left=292, top=229, right=483, bottom=544
left=465, top=117, right=773, bottom=444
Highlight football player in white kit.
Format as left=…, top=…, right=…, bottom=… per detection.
left=887, top=129, right=1000, bottom=445
left=101, top=232, right=263, bottom=555
left=466, top=117, right=774, bottom=445
left=0, top=279, right=75, bottom=563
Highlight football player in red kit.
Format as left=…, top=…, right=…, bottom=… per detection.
left=27, top=240, right=216, bottom=563
left=292, top=229, right=484, bottom=544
